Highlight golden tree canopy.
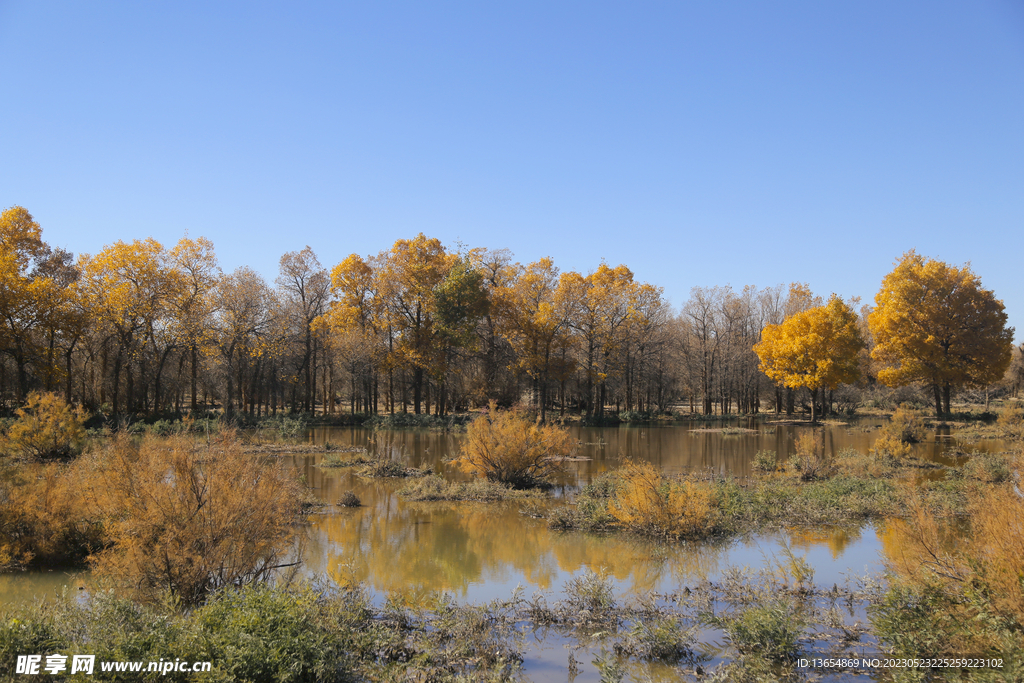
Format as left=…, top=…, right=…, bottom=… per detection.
left=754, top=295, right=864, bottom=415
left=868, top=251, right=1012, bottom=414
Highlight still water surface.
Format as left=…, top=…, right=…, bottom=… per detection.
left=4, top=419, right=1006, bottom=608
left=289, top=419, right=1004, bottom=601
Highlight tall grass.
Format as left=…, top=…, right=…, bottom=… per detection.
left=872, top=465, right=1024, bottom=666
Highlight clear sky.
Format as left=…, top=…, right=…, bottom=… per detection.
left=2, top=1, right=1022, bottom=337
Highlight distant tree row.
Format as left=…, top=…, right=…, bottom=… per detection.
left=0, top=206, right=1015, bottom=420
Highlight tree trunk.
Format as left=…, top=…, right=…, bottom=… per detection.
left=191, top=345, right=199, bottom=413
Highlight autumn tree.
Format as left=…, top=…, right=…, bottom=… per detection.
left=214, top=267, right=282, bottom=416
left=678, top=286, right=726, bottom=415
left=1007, top=344, right=1024, bottom=398
left=559, top=264, right=639, bottom=419
left=78, top=239, right=171, bottom=414
left=869, top=251, right=1013, bottom=417
left=316, top=254, right=381, bottom=414
left=0, top=207, right=66, bottom=401
left=378, top=235, right=455, bottom=414
left=466, top=248, right=519, bottom=404
left=277, top=247, right=330, bottom=413
left=754, top=295, right=864, bottom=422
left=495, top=258, right=572, bottom=421
left=431, top=256, right=489, bottom=414
left=32, top=247, right=82, bottom=401
left=167, top=236, right=220, bottom=413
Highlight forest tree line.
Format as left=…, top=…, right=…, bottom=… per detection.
left=1, top=206, right=1020, bottom=420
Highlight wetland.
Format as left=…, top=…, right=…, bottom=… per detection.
left=4, top=413, right=1019, bottom=682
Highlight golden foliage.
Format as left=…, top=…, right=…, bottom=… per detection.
left=6, top=391, right=87, bottom=460
left=0, top=205, right=47, bottom=266
left=606, top=460, right=720, bottom=539
left=754, top=295, right=863, bottom=421
left=869, top=251, right=1013, bottom=414
left=0, top=460, right=100, bottom=570
left=453, top=403, right=575, bottom=487
left=80, top=433, right=302, bottom=605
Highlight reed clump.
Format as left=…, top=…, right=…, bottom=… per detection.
left=996, top=402, right=1024, bottom=438
left=399, top=474, right=545, bottom=501
left=791, top=429, right=835, bottom=481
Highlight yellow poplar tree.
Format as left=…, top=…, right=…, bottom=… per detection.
left=495, top=258, right=572, bottom=421
left=869, top=251, right=1013, bottom=417
left=78, top=238, right=170, bottom=414
left=0, top=207, right=66, bottom=401
left=754, top=295, right=864, bottom=422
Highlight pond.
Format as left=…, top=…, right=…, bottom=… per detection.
left=7, top=419, right=1005, bottom=607
left=281, top=418, right=1005, bottom=598
left=4, top=419, right=1009, bottom=681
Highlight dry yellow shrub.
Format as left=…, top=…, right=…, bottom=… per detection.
left=966, top=483, right=1024, bottom=618
left=607, top=460, right=720, bottom=539
left=80, top=432, right=302, bottom=605
left=872, top=432, right=913, bottom=459
left=6, top=392, right=87, bottom=460
left=454, top=403, right=575, bottom=488
left=0, top=461, right=100, bottom=570
left=871, top=405, right=923, bottom=459
left=996, top=403, right=1024, bottom=438
left=882, top=468, right=1024, bottom=633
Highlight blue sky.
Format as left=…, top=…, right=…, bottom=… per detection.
left=2, top=1, right=1022, bottom=337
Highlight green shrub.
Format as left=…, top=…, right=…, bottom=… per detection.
left=196, top=585, right=346, bottom=682
left=959, top=452, right=1011, bottom=482
left=718, top=599, right=805, bottom=662
left=752, top=450, right=778, bottom=473
left=617, top=612, right=695, bottom=662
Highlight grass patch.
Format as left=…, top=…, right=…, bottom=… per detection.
left=319, top=451, right=371, bottom=468
left=399, top=474, right=547, bottom=501
left=550, top=467, right=905, bottom=538
left=751, top=450, right=778, bottom=473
